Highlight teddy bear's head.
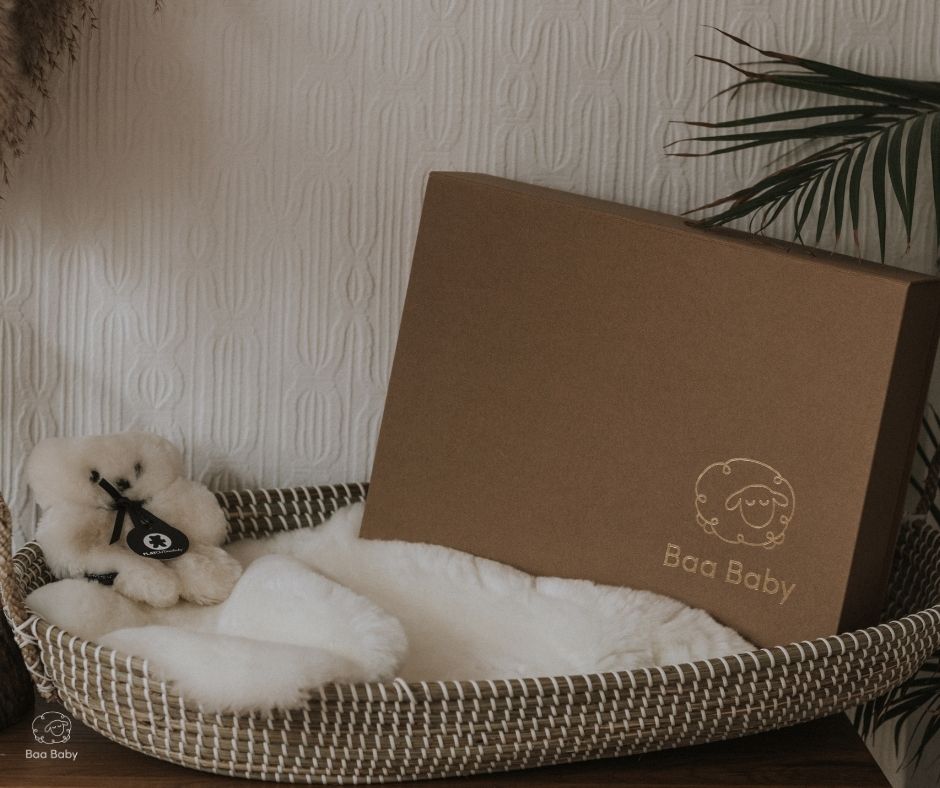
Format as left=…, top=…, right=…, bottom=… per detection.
left=27, top=432, right=185, bottom=510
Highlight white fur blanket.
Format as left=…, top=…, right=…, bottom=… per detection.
left=27, top=503, right=751, bottom=712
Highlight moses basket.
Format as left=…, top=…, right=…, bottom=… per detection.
left=3, top=425, right=940, bottom=783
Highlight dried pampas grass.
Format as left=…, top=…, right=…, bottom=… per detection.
left=0, top=0, right=95, bottom=185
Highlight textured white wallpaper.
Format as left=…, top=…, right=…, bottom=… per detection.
left=2, top=0, right=938, bottom=516
left=1, top=0, right=939, bottom=782
left=5, top=0, right=938, bottom=543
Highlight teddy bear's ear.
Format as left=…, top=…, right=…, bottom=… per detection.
left=26, top=438, right=72, bottom=508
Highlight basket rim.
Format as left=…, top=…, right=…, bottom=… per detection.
left=13, top=537, right=940, bottom=709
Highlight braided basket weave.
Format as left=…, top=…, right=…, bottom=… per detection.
left=2, top=474, right=939, bottom=782
left=0, top=593, right=32, bottom=730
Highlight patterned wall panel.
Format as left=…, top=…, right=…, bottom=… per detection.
left=1, top=0, right=939, bottom=780
left=1, top=0, right=937, bottom=537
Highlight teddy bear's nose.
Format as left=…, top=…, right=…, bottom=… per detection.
left=116, top=478, right=131, bottom=491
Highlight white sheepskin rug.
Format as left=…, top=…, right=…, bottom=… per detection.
left=27, top=503, right=752, bottom=712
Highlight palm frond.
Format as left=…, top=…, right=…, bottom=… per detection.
left=868, top=656, right=940, bottom=767
left=853, top=424, right=940, bottom=768
left=670, top=29, right=940, bottom=260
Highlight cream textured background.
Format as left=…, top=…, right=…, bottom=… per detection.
left=5, top=0, right=939, bottom=538
left=2, top=2, right=940, bottom=781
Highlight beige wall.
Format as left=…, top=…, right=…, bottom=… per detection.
left=1, top=1, right=938, bottom=782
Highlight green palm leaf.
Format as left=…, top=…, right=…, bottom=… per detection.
left=675, top=37, right=940, bottom=764
left=872, top=655, right=940, bottom=767
left=856, top=413, right=940, bottom=769
left=670, top=30, right=940, bottom=261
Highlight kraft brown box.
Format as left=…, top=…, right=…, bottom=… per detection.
left=361, top=171, right=940, bottom=647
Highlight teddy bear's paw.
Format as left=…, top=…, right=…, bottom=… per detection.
left=114, top=564, right=181, bottom=608
left=176, top=547, right=243, bottom=605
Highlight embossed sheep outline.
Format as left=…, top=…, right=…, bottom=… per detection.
left=695, top=458, right=795, bottom=549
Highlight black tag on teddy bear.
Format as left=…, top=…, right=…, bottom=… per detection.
left=98, top=477, right=189, bottom=560
left=124, top=515, right=189, bottom=560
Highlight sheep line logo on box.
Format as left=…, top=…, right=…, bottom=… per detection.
left=660, top=458, right=797, bottom=606
left=694, top=458, right=795, bottom=549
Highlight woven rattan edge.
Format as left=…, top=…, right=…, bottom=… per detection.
left=26, top=600, right=940, bottom=707
left=50, top=688, right=864, bottom=785
left=0, top=493, right=58, bottom=701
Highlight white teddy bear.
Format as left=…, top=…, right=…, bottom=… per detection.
left=27, top=432, right=242, bottom=608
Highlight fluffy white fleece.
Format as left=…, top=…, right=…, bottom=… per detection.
left=27, top=553, right=407, bottom=710
left=27, top=503, right=752, bottom=712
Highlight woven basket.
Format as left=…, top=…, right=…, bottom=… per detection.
left=2, top=480, right=939, bottom=783
left=0, top=588, right=32, bottom=731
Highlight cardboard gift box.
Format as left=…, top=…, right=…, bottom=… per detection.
left=362, top=172, right=940, bottom=647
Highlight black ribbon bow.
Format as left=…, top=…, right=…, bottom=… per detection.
left=97, top=477, right=188, bottom=559
left=98, top=477, right=156, bottom=544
